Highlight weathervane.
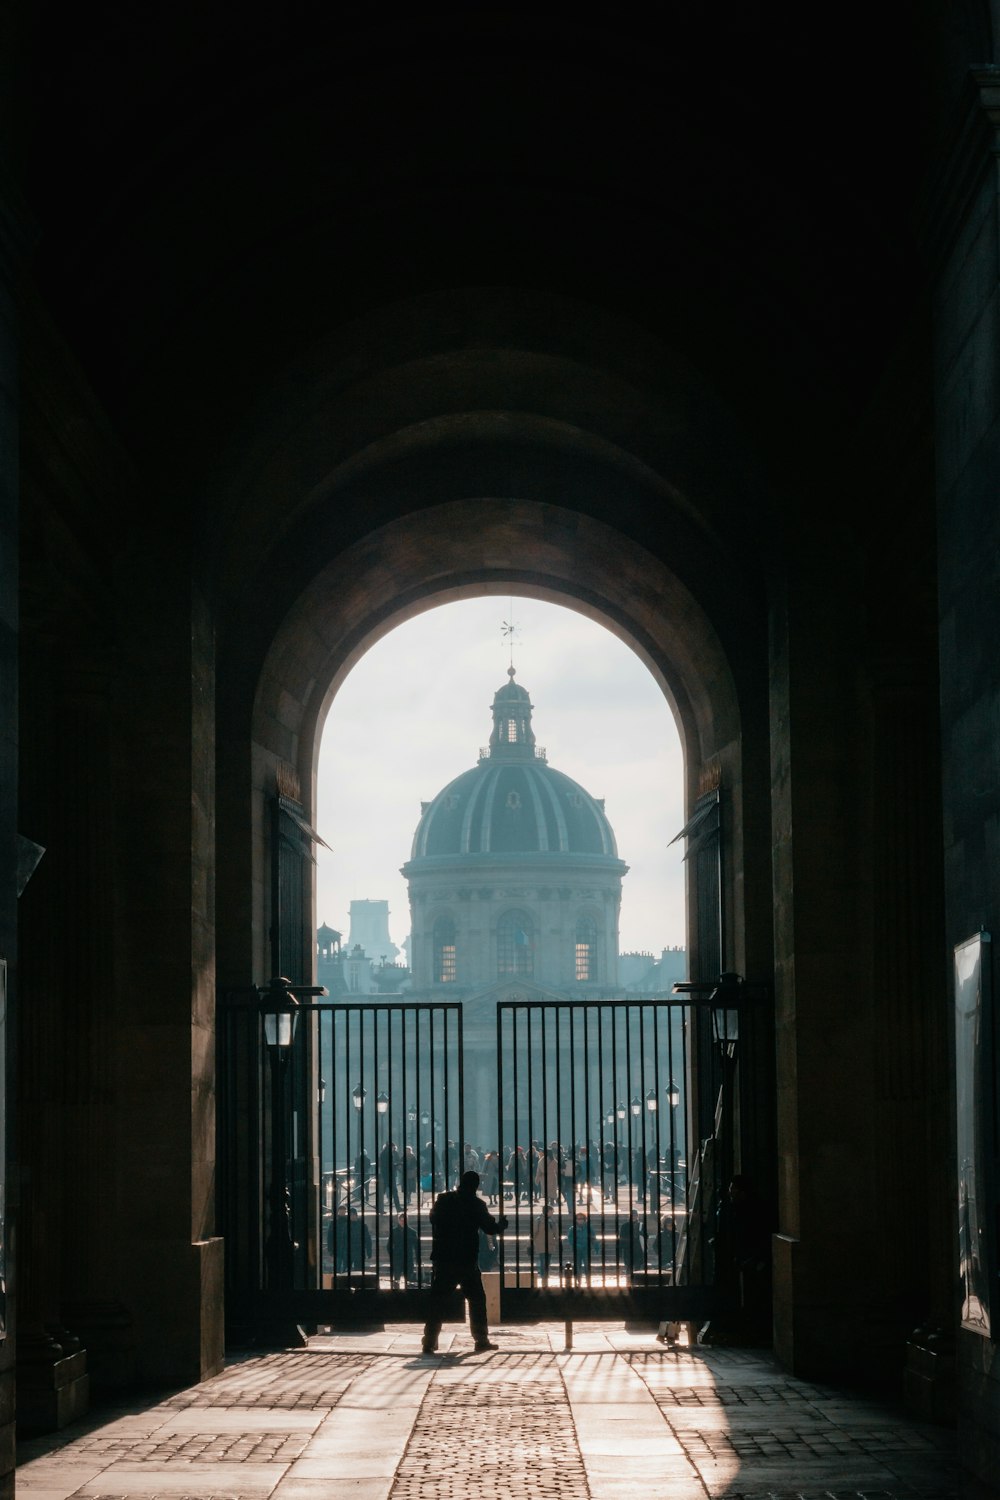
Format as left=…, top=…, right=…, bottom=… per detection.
left=501, top=609, right=521, bottom=671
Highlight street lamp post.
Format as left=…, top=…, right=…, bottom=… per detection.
left=352, top=1082, right=367, bottom=1201
left=644, top=1087, right=659, bottom=1213
left=664, top=1078, right=681, bottom=1201
left=629, top=1096, right=642, bottom=1203
left=262, top=985, right=299, bottom=1294
left=258, top=973, right=326, bottom=1348
left=376, top=1090, right=389, bottom=1213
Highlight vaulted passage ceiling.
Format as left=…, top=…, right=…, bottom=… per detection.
left=16, top=6, right=931, bottom=464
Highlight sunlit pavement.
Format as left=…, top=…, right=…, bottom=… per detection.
left=17, top=1324, right=978, bottom=1500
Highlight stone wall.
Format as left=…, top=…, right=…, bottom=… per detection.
left=931, top=68, right=1000, bottom=1487
left=0, top=181, right=23, bottom=1496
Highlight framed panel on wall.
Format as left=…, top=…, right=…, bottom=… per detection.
left=955, top=931, right=994, bottom=1337
left=0, top=958, right=5, bottom=1339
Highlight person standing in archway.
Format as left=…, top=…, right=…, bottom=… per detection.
left=421, top=1171, right=508, bottom=1354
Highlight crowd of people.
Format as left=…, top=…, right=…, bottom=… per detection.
left=325, top=1135, right=685, bottom=1286
left=341, top=1136, right=684, bottom=1214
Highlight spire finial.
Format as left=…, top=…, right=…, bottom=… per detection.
left=501, top=609, right=520, bottom=673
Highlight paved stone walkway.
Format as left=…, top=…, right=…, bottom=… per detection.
left=16, top=1325, right=979, bottom=1499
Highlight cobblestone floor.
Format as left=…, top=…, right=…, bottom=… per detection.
left=15, top=1326, right=986, bottom=1500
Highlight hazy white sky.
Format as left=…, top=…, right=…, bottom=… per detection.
left=316, top=597, right=687, bottom=957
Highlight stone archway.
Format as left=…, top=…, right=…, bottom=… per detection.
left=237, top=498, right=766, bottom=994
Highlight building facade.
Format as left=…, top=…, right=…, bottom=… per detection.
left=403, top=670, right=627, bottom=998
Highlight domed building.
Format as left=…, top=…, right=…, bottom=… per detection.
left=403, top=669, right=629, bottom=1000
left=403, top=670, right=629, bottom=1145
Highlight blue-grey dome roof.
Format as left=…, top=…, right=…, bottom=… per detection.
left=407, top=670, right=621, bottom=862
left=410, top=760, right=619, bottom=859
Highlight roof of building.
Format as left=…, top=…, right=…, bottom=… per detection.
left=406, top=670, right=623, bottom=865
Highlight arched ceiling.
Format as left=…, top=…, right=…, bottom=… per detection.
left=17, top=5, right=934, bottom=476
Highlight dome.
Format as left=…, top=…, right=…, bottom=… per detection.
left=407, top=670, right=621, bottom=863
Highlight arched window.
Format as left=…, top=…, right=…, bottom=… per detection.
left=575, top=915, right=597, bottom=982
left=433, top=916, right=457, bottom=983
left=497, top=910, right=533, bottom=977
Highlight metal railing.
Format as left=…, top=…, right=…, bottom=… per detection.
left=218, top=996, right=463, bottom=1328
left=495, top=998, right=711, bottom=1318
left=217, top=985, right=750, bottom=1331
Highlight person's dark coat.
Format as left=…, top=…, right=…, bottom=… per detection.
left=348, top=1216, right=372, bottom=1270
left=430, top=1185, right=503, bottom=1267
left=388, top=1219, right=418, bottom=1280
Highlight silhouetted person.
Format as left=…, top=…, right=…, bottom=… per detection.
left=353, top=1148, right=372, bottom=1203
left=378, top=1140, right=402, bottom=1212
left=421, top=1170, right=507, bottom=1353
left=387, top=1212, right=418, bottom=1288
left=563, top=1209, right=596, bottom=1283
left=711, top=1174, right=771, bottom=1344
left=400, top=1144, right=418, bottom=1205
left=346, top=1206, right=372, bottom=1277
left=532, top=1206, right=558, bottom=1282
left=481, top=1150, right=500, bottom=1205
left=419, top=1140, right=440, bottom=1194
left=617, top=1208, right=646, bottom=1284
left=330, top=1204, right=351, bottom=1275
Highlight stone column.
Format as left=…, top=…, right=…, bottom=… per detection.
left=103, top=565, right=223, bottom=1387
left=769, top=563, right=881, bottom=1379
left=16, top=655, right=110, bottom=1422
left=0, top=169, right=26, bottom=1493
left=926, top=66, right=1000, bottom=1483
left=867, top=659, right=950, bottom=1392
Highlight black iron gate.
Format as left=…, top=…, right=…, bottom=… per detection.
left=218, top=997, right=463, bottom=1331
left=495, top=997, right=734, bottom=1322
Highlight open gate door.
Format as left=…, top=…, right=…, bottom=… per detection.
left=495, top=998, right=722, bottom=1324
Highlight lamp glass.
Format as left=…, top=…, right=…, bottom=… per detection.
left=352, top=1084, right=366, bottom=1111
left=630, top=1095, right=642, bottom=1117
left=646, top=1088, right=657, bottom=1112
left=376, top=1091, right=389, bottom=1115
left=263, top=1009, right=297, bottom=1049
left=616, top=1102, right=626, bottom=1122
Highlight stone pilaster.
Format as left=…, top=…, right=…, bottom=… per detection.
left=925, top=64, right=1000, bottom=1484
left=769, top=563, right=881, bottom=1379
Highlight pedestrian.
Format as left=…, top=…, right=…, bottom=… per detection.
left=514, top=1145, right=530, bottom=1202
left=602, top=1139, right=617, bottom=1202
left=559, top=1147, right=575, bottom=1213
left=631, top=1144, right=646, bottom=1202
left=536, top=1146, right=559, bottom=1205
left=419, top=1139, right=440, bottom=1194
left=378, top=1139, right=402, bottom=1213
left=576, top=1145, right=591, bottom=1204
left=347, top=1206, right=372, bottom=1276
left=329, top=1204, right=351, bottom=1275
left=481, top=1150, right=500, bottom=1205
left=400, top=1144, right=418, bottom=1205
left=563, top=1209, right=596, bottom=1283
left=532, top=1206, right=558, bottom=1282
left=464, top=1142, right=480, bottom=1173
left=617, top=1207, right=646, bottom=1284
left=387, top=1211, right=418, bottom=1288
left=353, top=1147, right=372, bottom=1203
left=654, top=1213, right=678, bottom=1278
left=421, top=1170, right=508, bottom=1354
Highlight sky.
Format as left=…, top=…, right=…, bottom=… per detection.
left=316, top=597, right=687, bottom=958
